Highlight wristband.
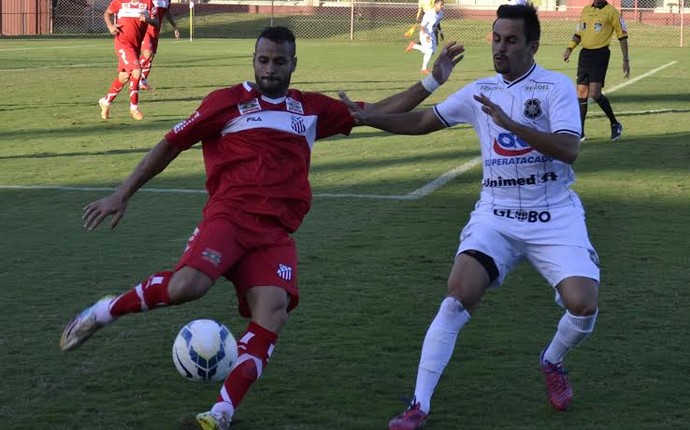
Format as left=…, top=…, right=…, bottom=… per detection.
left=421, top=74, right=441, bottom=93
left=567, top=40, right=578, bottom=50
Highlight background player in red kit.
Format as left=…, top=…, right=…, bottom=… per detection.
left=60, top=26, right=465, bottom=430
left=99, top=0, right=158, bottom=121
left=139, top=0, right=180, bottom=91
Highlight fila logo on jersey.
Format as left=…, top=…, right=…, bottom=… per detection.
left=523, top=98, right=542, bottom=120
left=277, top=264, right=293, bottom=281
left=493, top=132, right=533, bottom=156
left=493, top=209, right=551, bottom=223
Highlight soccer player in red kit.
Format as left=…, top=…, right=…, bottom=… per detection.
left=99, top=0, right=158, bottom=121
left=60, top=26, right=465, bottom=430
left=139, top=0, right=180, bottom=90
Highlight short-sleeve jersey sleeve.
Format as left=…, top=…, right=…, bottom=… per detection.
left=547, top=78, right=582, bottom=137
left=107, top=0, right=121, bottom=13
left=433, top=84, right=477, bottom=129
left=611, top=7, right=628, bottom=39
left=164, top=90, right=230, bottom=150
left=304, top=92, right=359, bottom=140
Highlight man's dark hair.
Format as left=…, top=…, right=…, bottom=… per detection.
left=496, top=3, right=541, bottom=43
left=256, top=26, right=297, bottom=55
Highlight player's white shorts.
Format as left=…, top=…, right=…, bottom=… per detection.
left=420, top=33, right=437, bottom=54
left=456, top=204, right=600, bottom=294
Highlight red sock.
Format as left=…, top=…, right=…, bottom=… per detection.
left=217, top=322, right=278, bottom=409
left=109, top=271, right=173, bottom=317
left=105, top=78, right=124, bottom=104
left=128, top=76, right=139, bottom=107
left=140, top=56, right=152, bottom=81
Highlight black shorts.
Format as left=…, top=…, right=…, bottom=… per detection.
left=576, top=47, right=611, bottom=86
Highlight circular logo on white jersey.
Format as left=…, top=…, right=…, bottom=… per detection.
left=493, top=132, right=533, bottom=156
left=523, top=98, right=542, bottom=120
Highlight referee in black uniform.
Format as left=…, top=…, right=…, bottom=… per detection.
left=563, top=0, right=629, bottom=141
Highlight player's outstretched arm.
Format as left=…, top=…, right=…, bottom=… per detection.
left=339, top=91, right=445, bottom=135
left=82, top=139, right=182, bottom=230
left=363, top=42, right=464, bottom=115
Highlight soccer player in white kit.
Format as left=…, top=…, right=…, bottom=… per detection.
left=406, top=0, right=444, bottom=74
left=341, top=4, right=599, bottom=430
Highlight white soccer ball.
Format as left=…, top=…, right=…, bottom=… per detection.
left=172, top=319, right=238, bottom=382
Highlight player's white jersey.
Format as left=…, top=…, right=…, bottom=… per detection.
left=434, top=63, right=582, bottom=210
left=421, top=9, right=442, bottom=37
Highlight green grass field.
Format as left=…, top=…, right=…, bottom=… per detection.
left=1, top=37, right=689, bottom=430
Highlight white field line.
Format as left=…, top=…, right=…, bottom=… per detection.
left=0, top=61, right=676, bottom=201
left=0, top=44, right=104, bottom=52
left=0, top=63, right=102, bottom=72
left=604, top=61, right=677, bottom=94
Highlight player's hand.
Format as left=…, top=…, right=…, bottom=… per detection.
left=82, top=193, right=129, bottom=231
left=474, top=93, right=514, bottom=130
left=108, top=24, right=123, bottom=36
left=173, top=28, right=180, bottom=39
left=431, top=41, right=465, bottom=85
left=622, top=60, right=630, bottom=79
left=337, top=91, right=367, bottom=126
left=563, top=48, right=572, bottom=62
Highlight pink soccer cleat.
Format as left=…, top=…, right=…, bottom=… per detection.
left=388, top=399, right=428, bottom=430
left=540, top=352, right=573, bottom=411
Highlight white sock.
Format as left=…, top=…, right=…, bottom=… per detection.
left=414, top=296, right=470, bottom=413
left=543, top=309, right=598, bottom=365
left=211, top=400, right=234, bottom=420
left=422, top=51, right=432, bottom=70
left=93, top=297, right=116, bottom=324
left=130, top=104, right=138, bottom=111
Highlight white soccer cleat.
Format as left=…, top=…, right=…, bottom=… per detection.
left=196, top=411, right=231, bottom=430
left=60, top=296, right=114, bottom=351
left=98, top=98, right=110, bottom=120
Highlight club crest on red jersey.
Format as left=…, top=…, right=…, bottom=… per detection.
left=291, top=116, right=306, bottom=134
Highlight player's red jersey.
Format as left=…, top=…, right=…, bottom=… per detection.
left=108, top=0, right=156, bottom=48
left=145, top=0, right=170, bottom=38
left=165, top=82, right=358, bottom=233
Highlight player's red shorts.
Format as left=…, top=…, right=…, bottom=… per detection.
left=175, top=210, right=299, bottom=318
left=142, top=31, right=160, bottom=54
left=114, top=43, right=142, bottom=73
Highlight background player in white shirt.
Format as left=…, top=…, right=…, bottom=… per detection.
left=406, top=0, right=444, bottom=74
left=341, top=4, right=599, bottom=430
